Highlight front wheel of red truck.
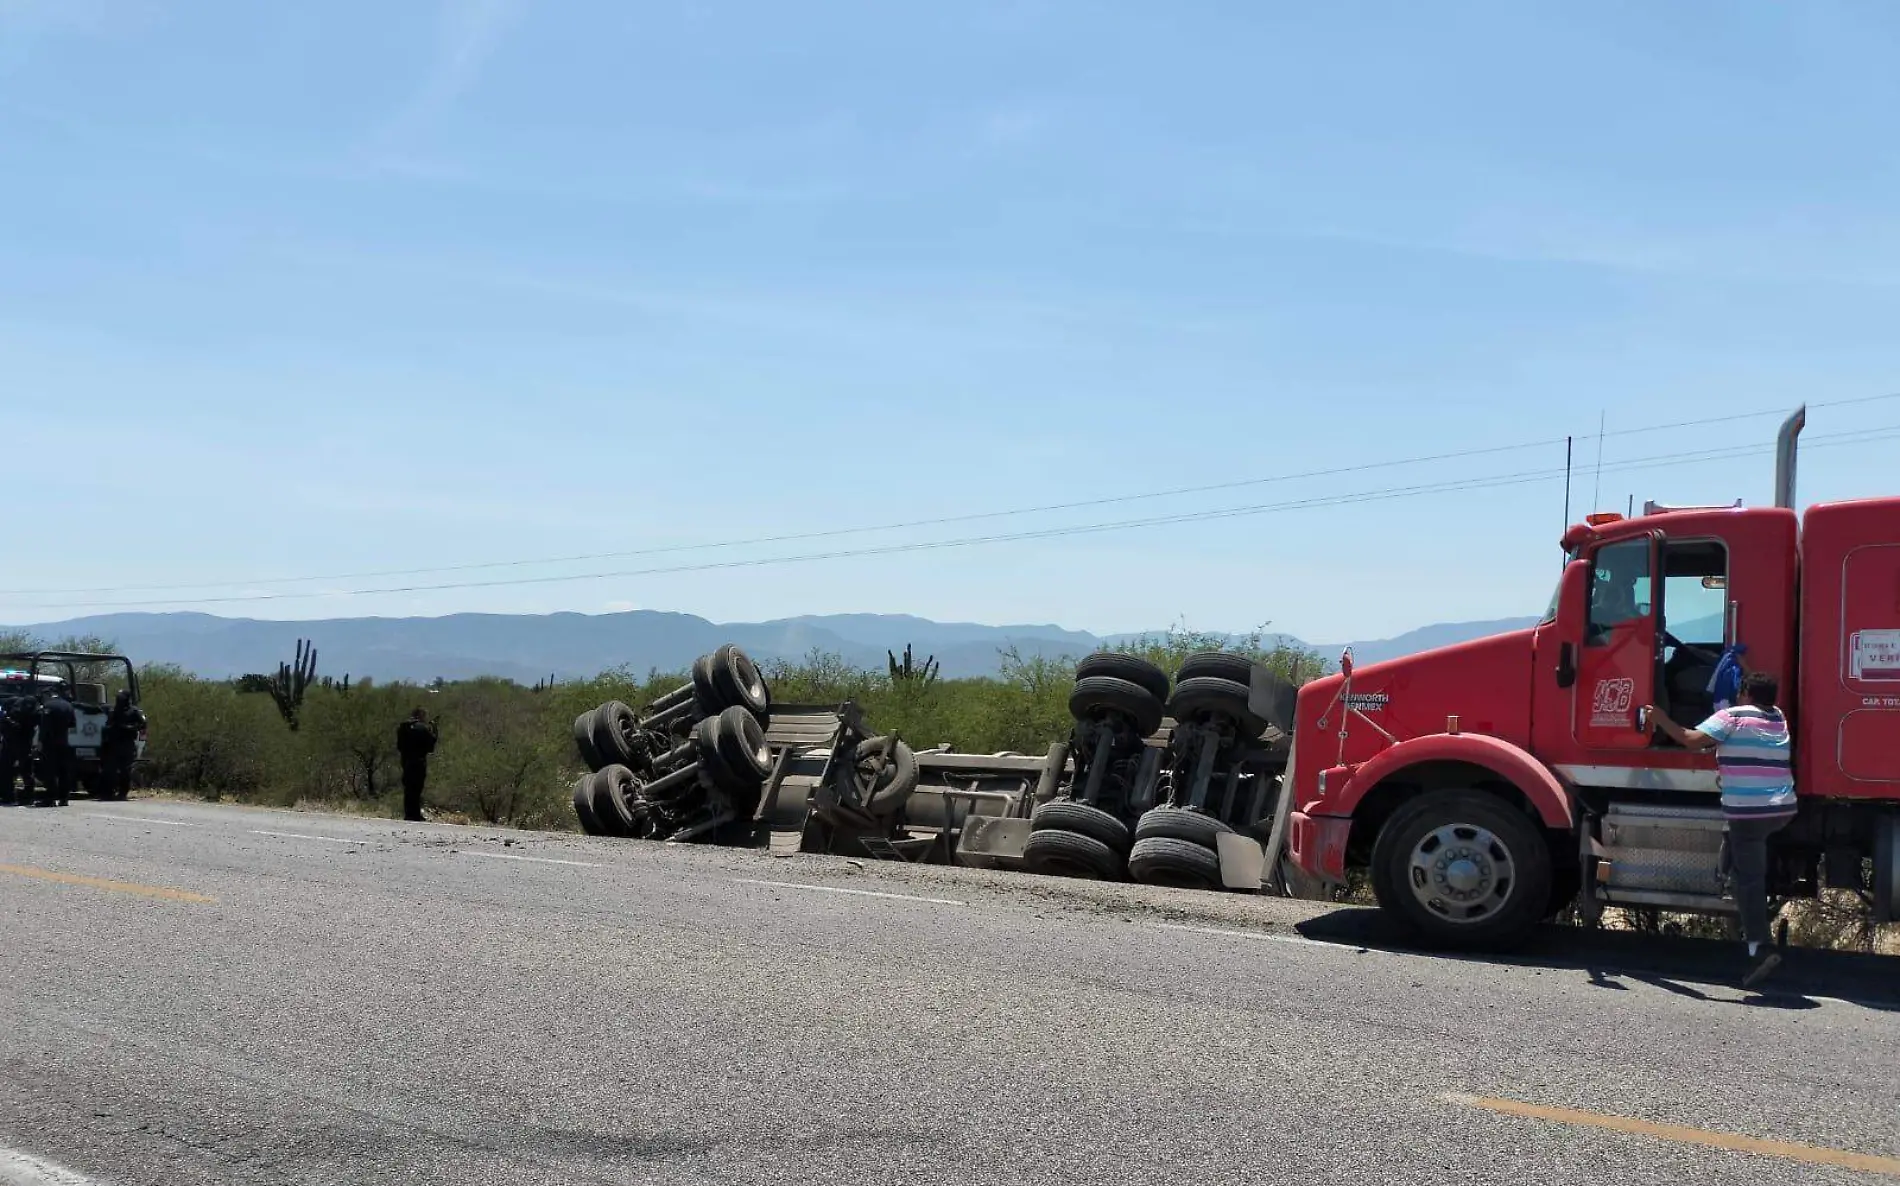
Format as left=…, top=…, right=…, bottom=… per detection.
left=1370, top=790, right=1553, bottom=951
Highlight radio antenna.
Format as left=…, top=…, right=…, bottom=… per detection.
left=1562, top=435, right=1573, bottom=533
left=1591, top=410, right=1606, bottom=512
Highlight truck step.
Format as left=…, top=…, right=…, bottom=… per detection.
left=1598, top=802, right=1727, bottom=896
left=1599, top=887, right=1739, bottom=915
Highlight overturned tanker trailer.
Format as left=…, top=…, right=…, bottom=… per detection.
left=567, top=643, right=1309, bottom=896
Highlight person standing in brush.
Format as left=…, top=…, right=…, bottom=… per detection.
left=395, top=707, right=438, bottom=822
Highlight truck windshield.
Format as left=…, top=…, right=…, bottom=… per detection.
left=1541, top=548, right=1579, bottom=624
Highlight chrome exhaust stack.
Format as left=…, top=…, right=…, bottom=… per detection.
left=1774, top=404, right=1806, bottom=509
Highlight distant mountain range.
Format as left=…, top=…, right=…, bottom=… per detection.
left=3, top=611, right=1543, bottom=685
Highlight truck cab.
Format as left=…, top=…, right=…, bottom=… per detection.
left=0, top=650, right=146, bottom=798
left=1281, top=407, right=1900, bottom=947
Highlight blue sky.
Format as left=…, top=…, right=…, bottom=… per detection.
left=4, top=0, right=1899, bottom=642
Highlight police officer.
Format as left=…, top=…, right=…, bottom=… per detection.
left=394, top=707, right=438, bottom=822
left=38, top=689, right=78, bottom=808
left=101, top=689, right=147, bottom=801
left=0, top=693, right=38, bottom=806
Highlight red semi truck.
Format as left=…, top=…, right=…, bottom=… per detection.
left=1277, top=406, right=1899, bottom=946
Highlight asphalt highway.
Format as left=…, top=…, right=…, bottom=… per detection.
left=2, top=798, right=1898, bottom=1185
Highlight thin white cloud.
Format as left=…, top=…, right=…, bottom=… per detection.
left=980, top=106, right=1050, bottom=148
left=372, top=0, right=523, bottom=149
left=0, top=0, right=138, bottom=37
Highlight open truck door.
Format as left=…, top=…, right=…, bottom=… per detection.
left=1572, top=531, right=1664, bottom=751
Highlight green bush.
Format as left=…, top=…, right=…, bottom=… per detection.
left=137, top=667, right=291, bottom=799
left=428, top=678, right=571, bottom=828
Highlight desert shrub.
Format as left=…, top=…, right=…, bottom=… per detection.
left=137, top=667, right=290, bottom=799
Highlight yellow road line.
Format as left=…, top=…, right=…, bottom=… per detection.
left=0, top=862, right=215, bottom=904
left=1445, top=1093, right=1900, bottom=1177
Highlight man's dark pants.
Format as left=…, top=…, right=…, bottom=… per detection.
left=103, top=740, right=135, bottom=799
left=40, top=745, right=77, bottom=806
left=1724, top=814, right=1794, bottom=946
left=401, top=760, right=427, bottom=822
left=1, top=737, right=36, bottom=802
left=0, top=739, right=26, bottom=802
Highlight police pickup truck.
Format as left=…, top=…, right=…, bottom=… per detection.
left=1, top=651, right=147, bottom=799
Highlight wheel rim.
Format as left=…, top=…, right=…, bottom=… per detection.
left=741, top=660, right=765, bottom=703
left=1406, top=822, right=1517, bottom=923
left=741, top=715, right=769, bottom=769
left=854, top=751, right=891, bottom=795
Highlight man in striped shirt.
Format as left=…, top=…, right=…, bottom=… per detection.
left=1645, top=671, right=1794, bottom=989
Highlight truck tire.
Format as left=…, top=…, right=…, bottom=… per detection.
left=849, top=736, right=919, bottom=814
left=589, top=768, right=636, bottom=837
left=709, top=644, right=771, bottom=720
left=1023, top=828, right=1124, bottom=881
left=1067, top=676, right=1164, bottom=738
left=1032, top=799, right=1132, bottom=852
left=691, top=711, right=723, bottom=765
left=1135, top=805, right=1234, bottom=848
left=572, top=711, right=605, bottom=771
left=1128, top=835, right=1222, bottom=890
left=1874, top=812, right=1900, bottom=924
left=590, top=701, right=643, bottom=770
left=691, top=653, right=723, bottom=716
left=571, top=776, right=604, bottom=835
left=1074, top=653, right=1170, bottom=703
left=1176, top=651, right=1257, bottom=687
left=712, top=705, right=773, bottom=783
left=594, top=765, right=643, bottom=835
left=1545, top=863, right=1583, bottom=921
left=1167, top=676, right=1268, bottom=738
left=1370, top=790, right=1553, bottom=950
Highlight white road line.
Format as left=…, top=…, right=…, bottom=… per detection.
left=249, top=830, right=369, bottom=845
left=455, top=850, right=600, bottom=868
left=1157, top=922, right=1351, bottom=949
left=81, top=813, right=195, bottom=827
left=733, top=878, right=966, bottom=906
left=0, top=1146, right=103, bottom=1185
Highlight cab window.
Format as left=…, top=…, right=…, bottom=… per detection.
left=1586, top=538, right=1650, bottom=644
left=1655, top=539, right=1730, bottom=731
left=1660, top=541, right=1728, bottom=650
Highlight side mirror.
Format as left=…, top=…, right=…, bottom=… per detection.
left=1554, top=557, right=1590, bottom=637
left=1552, top=558, right=1589, bottom=687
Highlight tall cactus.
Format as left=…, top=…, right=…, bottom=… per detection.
left=239, top=639, right=319, bottom=729
left=887, top=644, right=940, bottom=687
left=269, top=639, right=318, bottom=730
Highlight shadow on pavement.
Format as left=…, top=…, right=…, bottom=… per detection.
left=1294, top=907, right=1900, bottom=1012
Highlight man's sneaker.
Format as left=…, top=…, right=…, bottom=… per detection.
left=1742, top=950, right=1783, bottom=991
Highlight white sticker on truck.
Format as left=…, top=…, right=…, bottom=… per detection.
left=1850, top=629, right=1900, bottom=682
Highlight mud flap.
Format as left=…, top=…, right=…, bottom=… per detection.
left=1215, top=831, right=1265, bottom=891
left=955, top=815, right=1032, bottom=871
left=1877, top=812, right=1900, bottom=925
left=1247, top=665, right=1297, bottom=734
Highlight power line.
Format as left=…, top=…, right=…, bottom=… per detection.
left=6, top=391, right=1892, bottom=599
left=19, top=426, right=1896, bottom=613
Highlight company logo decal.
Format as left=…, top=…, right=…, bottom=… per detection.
left=1590, top=677, right=1635, bottom=728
